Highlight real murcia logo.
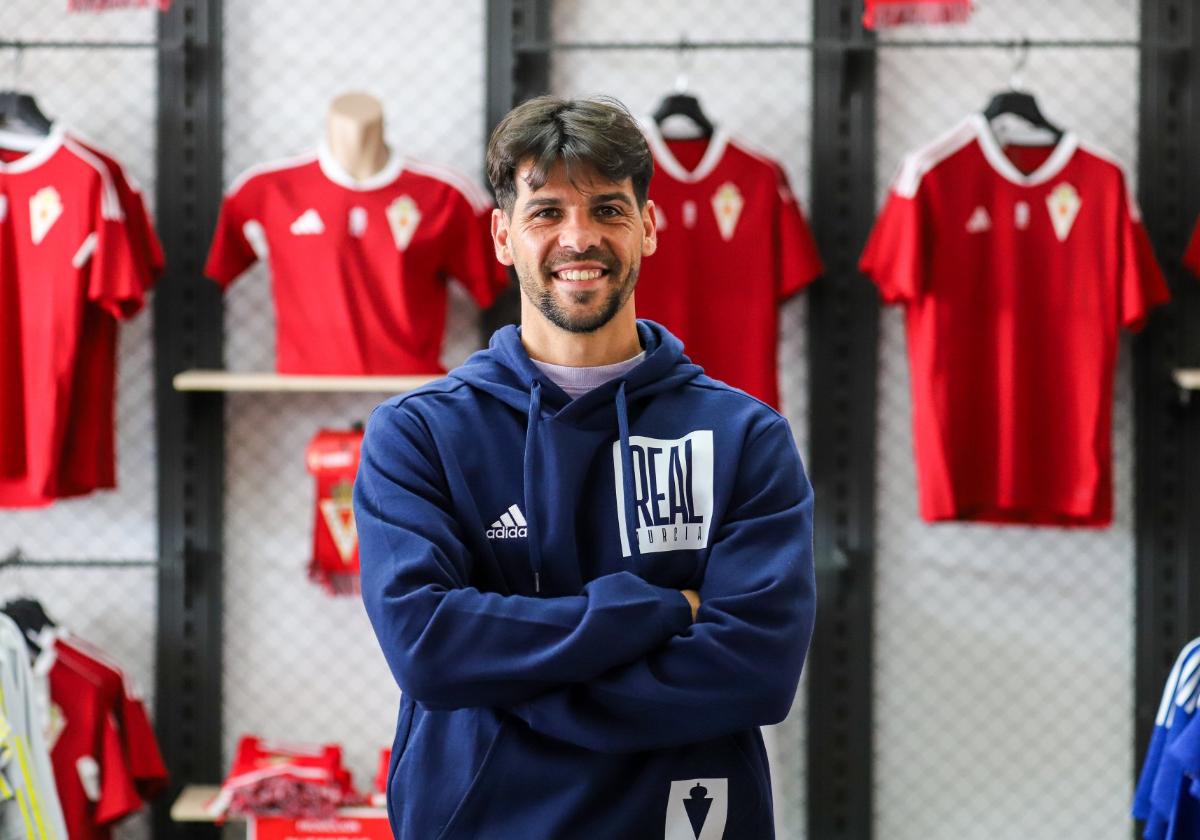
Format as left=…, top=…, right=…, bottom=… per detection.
left=290, top=208, right=325, bottom=235
left=711, top=182, right=744, bottom=241
left=30, top=186, right=62, bottom=244
left=387, top=195, right=421, bottom=250
left=664, top=778, right=728, bottom=840
left=613, top=430, right=714, bottom=558
left=1014, top=201, right=1031, bottom=230
left=46, top=703, right=65, bottom=752
left=486, top=504, right=527, bottom=540
left=319, top=481, right=358, bottom=564
left=1047, top=182, right=1081, bottom=242
left=965, top=206, right=991, bottom=234
left=348, top=206, right=368, bottom=238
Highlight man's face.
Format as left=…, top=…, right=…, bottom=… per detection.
left=492, top=159, right=656, bottom=334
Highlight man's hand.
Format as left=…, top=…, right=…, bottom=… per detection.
left=681, top=589, right=700, bottom=623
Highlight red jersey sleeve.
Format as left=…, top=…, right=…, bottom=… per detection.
left=205, top=177, right=263, bottom=287
left=120, top=694, right=169, bottom=800
left=1118, top=181, right=1169, bottom=332
left=442, top=187, right=508, bottom=309
left=92, top=712, right=142, bottom=826
left=85, top=173, right=145, bottom=320
left=860, top=164, right=928, bottom=303
left=774, top=166, right=823, bottom=299
left=1183, top=215, right=1200, bottom=278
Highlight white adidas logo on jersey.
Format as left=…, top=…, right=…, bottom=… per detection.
left=486, top=504, right=527, bottom=540
left=290, top=208, right=325, bottom=235
left=965, top=206, right=991, bottom=234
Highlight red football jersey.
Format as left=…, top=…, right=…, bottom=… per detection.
left=0, top=126, right=143, bottom=507
left=55, top=637, right=168, bottom=802
left=306, top=428, right=364, bottom=595
left=205, top=146, right=508, bottom=374
left=47, top=652, right=142, bottom=840
left=638, top=122, right=823, bottom=408
left=860, top=114, right=1169, bottom=526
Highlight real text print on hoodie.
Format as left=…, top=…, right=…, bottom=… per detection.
left=355, top=320, right=816, bottom=840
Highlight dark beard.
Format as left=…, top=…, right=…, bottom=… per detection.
left=520, top=248, right=638, bottom=333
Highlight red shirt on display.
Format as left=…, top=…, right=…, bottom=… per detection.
left=205, top=146, right=508, bottom=374
left=55, top=637, right=169, bottom=802
left=638, top=122, right=823, bottom=408
left=860, top=114, right=1169, bottom=526
left=47, top=651, right=142, bottom=840
left=0, top=126, right=144, bottom=507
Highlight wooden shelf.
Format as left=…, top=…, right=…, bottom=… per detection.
left=172, top=369, right=439, bottom=393
left=1174, top=369, right=1200, bottom=392
left=170, top=784, right=387, bottom=823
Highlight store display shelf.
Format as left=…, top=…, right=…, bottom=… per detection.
left=1174, top=369, right=1200, bottom=392
left=172, top=369, right=439, bottom=393
left=170, top=785, right=387, bottom=823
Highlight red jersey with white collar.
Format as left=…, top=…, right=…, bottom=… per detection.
left=0, top=125, right=143, bottom=507
left=860, top=114, right=1169, bottom=526
left=205, top=146, right=508, bottom=374
left=638, top=122, right=822, bottom=408
left=46, top=651, right=141, bottom=840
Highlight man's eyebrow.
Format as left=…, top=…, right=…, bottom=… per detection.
left=523, top=197, right=561, bottom=210
left=589, top=192, right=634, bottom=206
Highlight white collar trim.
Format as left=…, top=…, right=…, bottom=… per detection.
left=0, top=123, right=65, bottom=174
left=640, top=118, right=730, bottom=184
left=317, top=139, right=404, bottom=191
left=970, top=112, right=1078, bottom=187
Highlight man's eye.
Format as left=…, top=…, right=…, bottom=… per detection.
left=596, top=206, right=620, bottom=217
left=534, top=208, right=560, bottom=219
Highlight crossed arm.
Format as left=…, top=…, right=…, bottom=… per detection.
left=355, top=404, right=815, bottom=752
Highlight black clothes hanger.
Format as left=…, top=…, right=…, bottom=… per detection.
left=652, top=93, right=714, bottom=140
left=1, top=596, right=56, bottom=654
left=982, top=90, right=1062, bottom=142
left=982, top=38, right=1062, bottom=143
left=0, top=91, right=52, bottom=136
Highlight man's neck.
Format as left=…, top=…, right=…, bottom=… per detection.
left=520, top=301, right=641, bottom=367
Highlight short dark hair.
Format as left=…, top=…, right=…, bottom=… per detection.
left=486, top=95, right=653, bottom=214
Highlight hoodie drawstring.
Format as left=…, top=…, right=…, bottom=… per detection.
left=524, top=381, right=544, bottom=594
left=615, top=382, right=643, bottom=565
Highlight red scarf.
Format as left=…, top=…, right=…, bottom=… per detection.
left=305, top=428, right=364, bottom=596
left=863, top=0, right=972, bottom=29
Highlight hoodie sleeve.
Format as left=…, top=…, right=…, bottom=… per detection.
left=507, top=415, right=815, bottom=752
left=355, top=402, right=695, bottom=711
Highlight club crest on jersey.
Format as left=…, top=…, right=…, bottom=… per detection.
left=711, top=182, right=744, bottom=241
left=1047, top=182, right=1081, bottom=242
left=613, top=431, right=714, bottom=558
left=318, top=481, right=358, bottom=564
left=664, top=778, right=728, bottom=840
left=387, top=195, right=421, bottom=250
left=30, top=186, right=62, bottom=244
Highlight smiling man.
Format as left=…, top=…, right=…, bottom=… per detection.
left=355, top=96, right=816, bottom=839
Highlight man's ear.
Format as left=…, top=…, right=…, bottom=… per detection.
left=641, top=199, right=658, bottom=257
left=492, top=207, right=515, bottom=266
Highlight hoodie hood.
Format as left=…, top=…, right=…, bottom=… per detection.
left=449, top=319, right=703, bottom=424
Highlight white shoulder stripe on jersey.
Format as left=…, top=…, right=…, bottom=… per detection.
left=405, top=160, right=494, bottom=214
left=1076, top=140, right=1143, bottom=222
left=72, top=233, right=98, bottom=269
left=227, top=152, right=319, bottom=197
left=891, top=117, right=980, bottom=199
left=1157, top=637, right=1200, bottom=726
left=63, top=137, right=125, bottom=222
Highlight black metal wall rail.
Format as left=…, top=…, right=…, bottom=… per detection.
left=154, top=1, right=224, bottom=836
left=1135, top=1, right=1200, bottom=824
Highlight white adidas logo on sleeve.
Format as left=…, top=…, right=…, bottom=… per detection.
left=486, top=504, right=527, bottom=540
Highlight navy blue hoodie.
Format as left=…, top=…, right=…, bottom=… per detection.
left=355, top=320, right=815, bottom=839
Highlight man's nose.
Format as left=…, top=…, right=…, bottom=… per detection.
left=556, top=210, right=603, bottom=253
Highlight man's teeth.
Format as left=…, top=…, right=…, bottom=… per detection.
left=556, top=269, right=604, bottom=281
